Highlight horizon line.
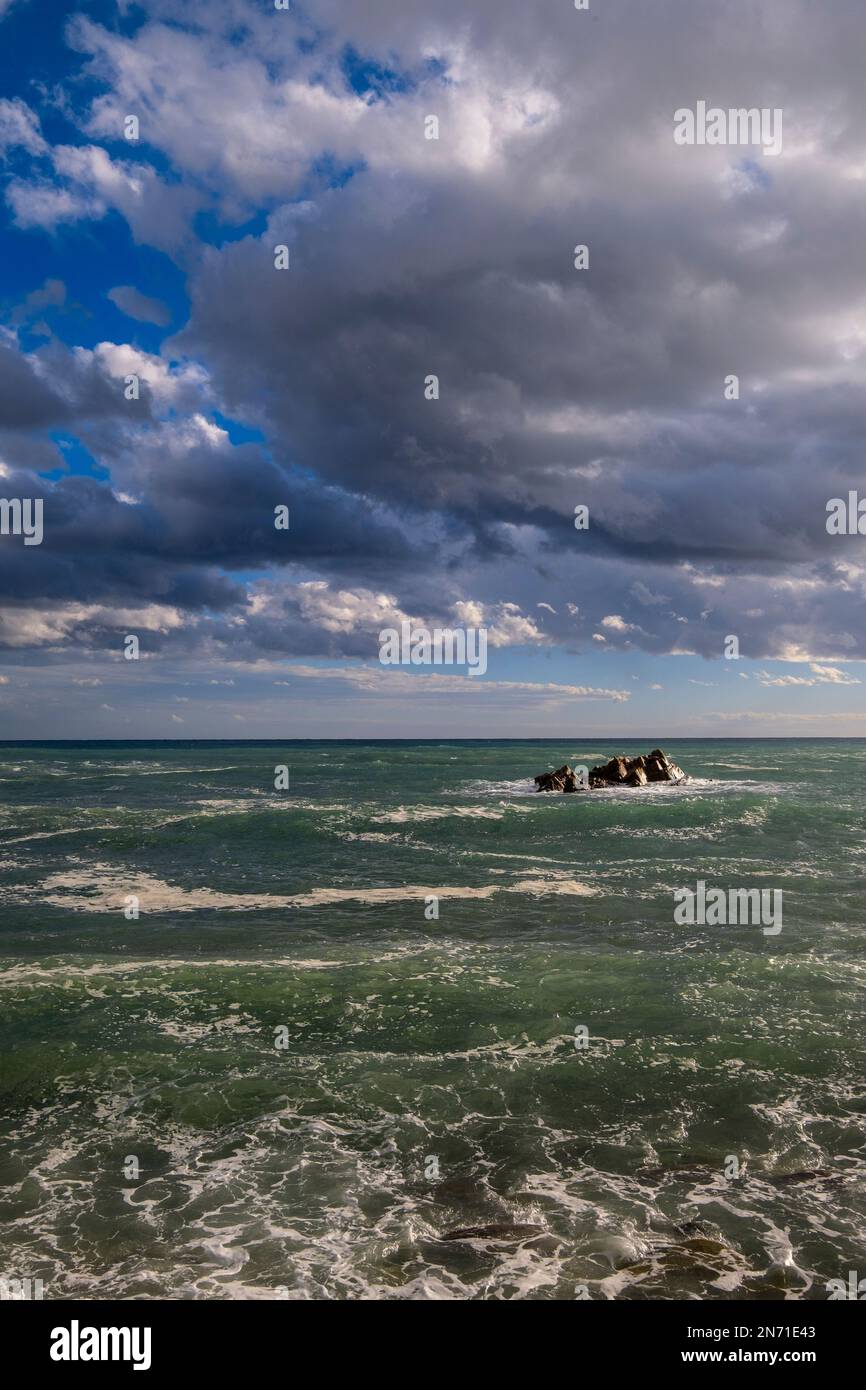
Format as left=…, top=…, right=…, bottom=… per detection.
left=2, top=735, right=865, bottom=745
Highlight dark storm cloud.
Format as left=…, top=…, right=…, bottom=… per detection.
left=0, top=340, right=71, bottom=428
left=0, top=333, right=167, bottom=449
left=0, top=414, right=427, bottom=663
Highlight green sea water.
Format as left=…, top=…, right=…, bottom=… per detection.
left=0, top=738, right=864, bottom=1300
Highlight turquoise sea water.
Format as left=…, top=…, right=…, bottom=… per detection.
left=0, top=738, right=864, bottom=1300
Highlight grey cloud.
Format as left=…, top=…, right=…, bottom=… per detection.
left=0, top=341, right=71, bottom=429
left=107, top=285, right=171, bottom=326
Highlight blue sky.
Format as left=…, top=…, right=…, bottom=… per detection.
left=1, top=0, right=866, bottom=737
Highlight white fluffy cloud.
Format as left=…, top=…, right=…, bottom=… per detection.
left=6, top=136, right=196, bottom=247
left=0, top=97, right=47, bottom=156
left=757, top=662, right=861, bottom=687
left=0, top=602, right=184, bottom=648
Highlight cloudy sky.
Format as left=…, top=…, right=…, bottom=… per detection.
left=1, top=0, right=866, bottom=738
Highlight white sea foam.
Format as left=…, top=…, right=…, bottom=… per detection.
left=459, top=779, right=537, bottom=797
left=703, top=763, right=783, bottom=772
left=19, top=863, right=597, bottom=913
left=0, top=945, right=440, bottom=986
left=338, top=832, right=403, bottom=844
left=4, top=824, right=127, bottom=845
left=373, top=803, right=536, bottom=824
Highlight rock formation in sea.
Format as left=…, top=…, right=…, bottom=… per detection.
left=532, top=763, right=582, bottom=792
left=534, top=748, right=686, bottom=792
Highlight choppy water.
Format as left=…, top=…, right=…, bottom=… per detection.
left=0, top=738, right=864, bottom=1300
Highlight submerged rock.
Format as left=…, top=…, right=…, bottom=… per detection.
left=621, top=1234, right=751, bottom=1286
left=534, top=749, right=686, bottom=792
left=767, top=1168, right=841, bottom=1187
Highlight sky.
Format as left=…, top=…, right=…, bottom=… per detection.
left=1, top=0, right=866, bottom=738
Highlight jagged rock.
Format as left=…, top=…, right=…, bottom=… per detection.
left=534, top=764, right=573, bottom=792
left=644, top=748, right=685, bottom=782
left=535, top=749, right=686, bottom=791
left=651, top=748, right=685, bottom=782
left=588, top=756, right=626, bottom=788
left=590, top=748, right=685, bottom=788
left=535, top=765, right=587, bottom=793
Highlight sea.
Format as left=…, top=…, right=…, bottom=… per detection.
left=0, top=738, right=864, bottom=1301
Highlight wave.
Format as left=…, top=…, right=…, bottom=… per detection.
left=2, top=1063, right=852, bottom=1301
left=0, top=945, right=446, bottom=986
left=703, top=763, right=784, bottom=772
left=373, top=803, right=537, bottom=824
left=460, top=779, right=537, bottom=797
